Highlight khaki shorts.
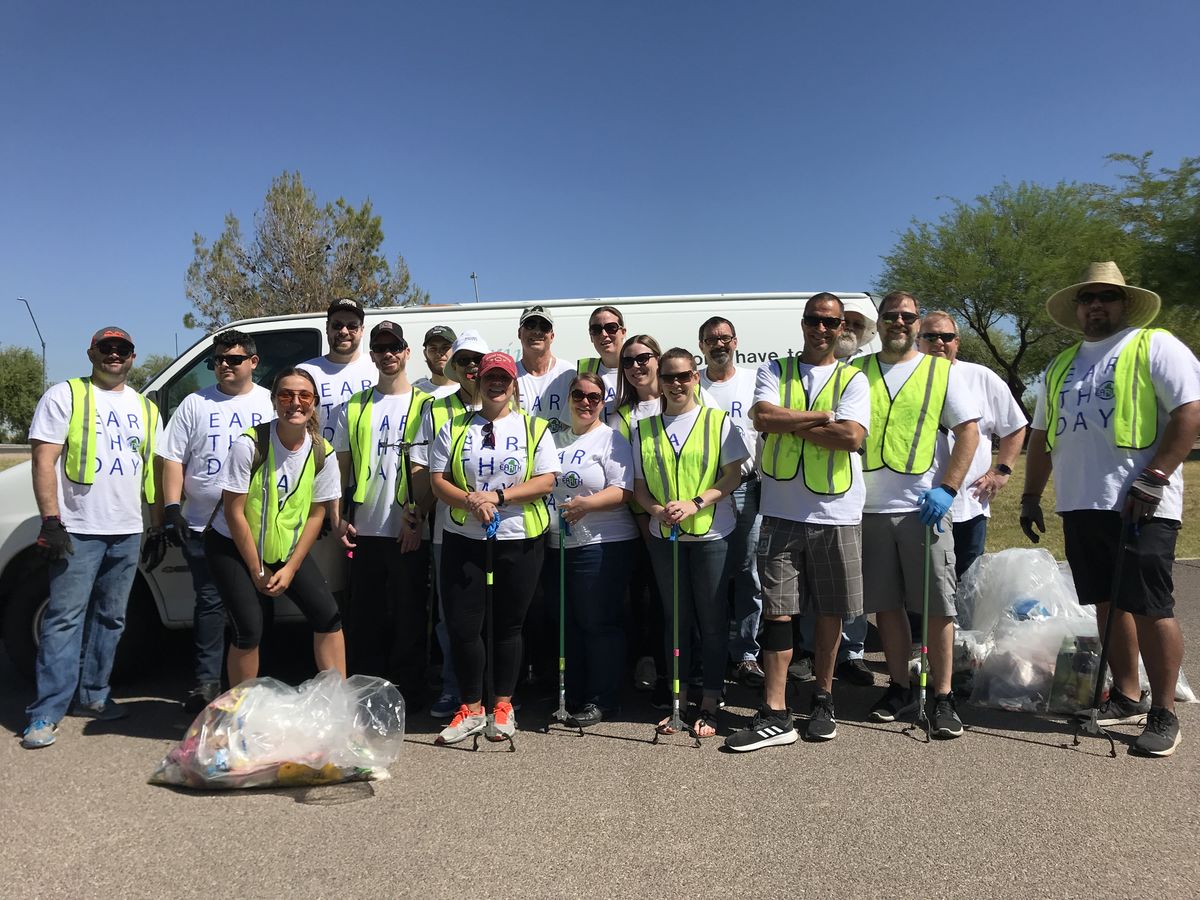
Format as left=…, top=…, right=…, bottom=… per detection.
left=756, top=517, right=864, bottom=618
left=862, top=512, right=956, bottom=617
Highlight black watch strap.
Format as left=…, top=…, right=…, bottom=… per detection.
left=495, top=487, right=506, bottom=507
left=994, top=463, right=1013, bottom=476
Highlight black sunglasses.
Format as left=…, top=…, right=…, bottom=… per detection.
left=570, top=389, right=603, bottom=405
left=881, top=311, right=919, bottom=325
left=802, top=315, right=843, bottom=330
left=621, top=352, right=657, bottom=369
left=96, top=341, right=134, bottom=359
left=370, top=341, right=407, bottom=355
left=329, top=319, right=362, bottom=333
left=481, top=421, right=495, bottom=450
left=522, top=318, right=552, bottom=333
left=208, top=352, right=252, bottom=370
left=588, top=322, right=623, bottom=336
left=659, top=370, right=695, bottom=384
left=919, top=332, right=958, bottom=344
left=1076, top=289, right=1126, bottom=305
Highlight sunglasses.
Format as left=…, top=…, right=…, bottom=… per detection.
left=370, top=342, right=407, bottom=355
left=570, top=389, right=604, bottom=405
left=521, top=318, right=552, bottom=333
left=454, top=354, right=483, bottom=368
left=919, top=332, right=958, bottom=343
left=621, top=352, right=657, bottom=369
left=659, top=370, right=695, bottom=385
left=802, top=315, right=843, bottom=330
left=702, top=334, right=735, bottom=347
left=209, top=353, right=252, bottom=369
left=481, top=421, right=495, bottom=450
left=881, top=311, right=919, bottom=325
left=588, top=322, right=623, bottom=336
left=1076, top=289, right=1126, bottom=305
left=95, top=342, right=134, bottom=359
left=329, top=320, right=362, bottom=333
left=275, top=389, right=315, bottom=405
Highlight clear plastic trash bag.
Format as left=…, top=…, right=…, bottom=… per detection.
left=149, top=671, right=405, bottom=790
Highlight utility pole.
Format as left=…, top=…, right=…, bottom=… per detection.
left=18, top=297, right=46, bottom=392
left=470, top=272, right=480, bottom=303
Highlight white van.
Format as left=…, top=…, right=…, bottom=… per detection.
left=0, top=291, right=876, bottom=676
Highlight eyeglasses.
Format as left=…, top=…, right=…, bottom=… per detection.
left=570, top=389, right=603, bottom=405
left=881, top=311, right=919, bottom=325
left=95, top=342, right=134, bottom=359
left=702, top=334, right=735, bottom=347
left=370, top=342, right=406, bottom=355
left=521, top=318, right=552, bottom=333
left=802, top=315, right=843, bottom=330
left=1076, top=289, right=1126, bottom=305
left=588, top=322, right=623, bottom=336
left=275, top=389, right=315, bottom=405
left=481, top=421, right=495, bottom=450
left=621, top=352, right=657, bottom=369
left=329, top=320, right=362, bottom=333
left=919, top=332, right=958, bottom=343
left=659, top=371, right=695, bottom=385
left=454, top=355, right=483, bottom=369
left=210, top=353, right=251, bottom=368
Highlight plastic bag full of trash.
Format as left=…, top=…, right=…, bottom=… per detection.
left=149, top=670, right=405, bottom=790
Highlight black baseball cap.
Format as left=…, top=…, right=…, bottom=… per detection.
left=327, top=298, right=365, bottom=320
left=370, top=321, right=405, bottom=345
left=424, top=325, right=456, bottom=345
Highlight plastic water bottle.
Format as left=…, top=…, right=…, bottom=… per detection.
left=564, top=497, right=594, bottom=545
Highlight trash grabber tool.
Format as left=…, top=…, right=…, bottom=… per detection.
left=474, top=512, right=514, bottom=751
left=654, top=523, right=693, bottom=744
left=547, top=510, right=582, bottom=735
left=913, top=525, right=933, bottom=742
left=256, top=447, right=270, bottom=580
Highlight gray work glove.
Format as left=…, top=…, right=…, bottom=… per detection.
left=1019, top=494, right=1045, bottom=544
left=1124, top=467, right=1170, bottom=522
left=163, top=504, right=189, bottom=547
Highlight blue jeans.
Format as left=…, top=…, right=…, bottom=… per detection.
left=181, top=529, right=224, bottom=684
left=646, top=535, right=730, bottom=697
left=543, top=539, right=634, bottom=710
left=432, top=542, right=459, bottom=699
left=27, top=532, right=140, bottom=723
left=796, top=613, right=867, bottom=662
left=952, top=514, right=988, bottom=580
left=725, top=479, right=763, bottom=662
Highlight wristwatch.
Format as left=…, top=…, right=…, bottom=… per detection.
left=495, top=487, right=506, bottom=507
left=691, top=496, right=704, bottom=510
left=994, top=463, right=1013, bottom=476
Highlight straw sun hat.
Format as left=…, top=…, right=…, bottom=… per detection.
left=1045, top=261, right=1161, bottom=333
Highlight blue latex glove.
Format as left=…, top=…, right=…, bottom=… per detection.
left=669, top=523, right=680, bottom=542
left=484, top=512, right=500, bottom=540
left=918, top=486, right=955, bottom=531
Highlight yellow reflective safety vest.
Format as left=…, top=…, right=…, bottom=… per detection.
left=637, top=406, right=727, bottom=538
left=447, top=411, right=551, bottom=536
left=424, top=391, right=468, bottom=444
left=63, top=377, right=159, bottom=502
left=345, top=385, right=430, bottom=506
left=760, top=358, right=857, bottom=495
left=577, top=357, right=602, bottom=375
left=1044, top=328, right=1165, bottom=452
left=852, top=353, right=950, bottom=475
left=241, top=426, right=333, bottom=565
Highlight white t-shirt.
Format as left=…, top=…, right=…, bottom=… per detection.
left=298, top=355, right=378, bottom=445
left=412, top=377, right=458, bottom=399
left=517, top=357, right=576, bottom=436
left=861, top=353, right=982, bottom=514
left=948, top=361, right=1028, bottom=522
left=752, top=360, right=871, bottom=525
left=701, top=366, right=759, bottom=478
left=429, top=412, right=562, bottom=541
left=332, top=389, right=421, bottom=538
left=411, top=393, right=479, bottom=545
left=1031, top=328, right=1200, bottom=519
left=157, top=384, right=275, bottom=531
left=631, top=406, right=748, bottom=541
left=545, top=424, right=638, bottom=548
left=29, top=381, right=164, bottom=535
left=211, top=427, right=341, bottom=540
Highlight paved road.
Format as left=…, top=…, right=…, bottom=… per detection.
left=3, top=563, right=1199, bottom=899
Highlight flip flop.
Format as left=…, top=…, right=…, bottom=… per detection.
left=690, top=708, right=719, bottom=739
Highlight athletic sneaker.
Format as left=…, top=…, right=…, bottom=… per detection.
left=430, top=692, right=461, bottom=719
left=184, top=682, right=221, bottom=715
left=835, top=658, right=875, bottom=686
left=634, top=656, right=657, bottom=691
left=787, top=655, right=815, bottom=683
left=68, top=698, right=128, bottom=721
left=723, top=707, right=797, bottom=752
left=487, top=701, right=517, bottom=742
left=435, top=705, right=487, bottom=745
left=931, top=692, right=964, bottom=739
left=21, top=719, right=57, bottom=749
left=869, top=682, right=918, bottom=723
left=1133, top=707, right=1182, bottom=757
left=1079, top=689, right=1151, bottom=727
left=806, top=691, right=837, bottom=741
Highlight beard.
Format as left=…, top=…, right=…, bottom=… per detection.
left=834, top=332, right=860, bottom=359
left=883, top=331, right=912, bottom=354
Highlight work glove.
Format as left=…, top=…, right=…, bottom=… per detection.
left=1019, top=494, right=1045, bottom=543
left=917, top=485, right=956, bottom=531
left=35, top=517, right=73, bottom=560
left=163, top=503, right=189, bottom=547
left=1124, top=467, right=1170, bottom=522
left=141, top=526, right=168, bottom=572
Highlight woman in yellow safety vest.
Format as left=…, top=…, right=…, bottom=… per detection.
left=633, top=348, right=748, bottom=739
left=429, top=352, right=560, bottom=746
left=205, top=368, right=346, bottom=686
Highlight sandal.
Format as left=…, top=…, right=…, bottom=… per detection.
left=656, top=715, right=682, bottom=736
left=690, top=707, right=719, bottom=740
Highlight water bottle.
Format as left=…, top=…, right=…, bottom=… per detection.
left=564, top=496, right=594, bottom=545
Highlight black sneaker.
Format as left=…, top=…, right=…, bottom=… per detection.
left=930, top=692, right=964, bottom=739
left=787, top=655, right=815, bottom=683
left=183, top=682, right=221, bottom=715
left=723, top=707, right=797, bottom=752
left=869, top=682, right=917, bottom=722
left=805, top=691, right=837, bottom=741
left=1078, top=689, right=1151, bottom=727
left=567, top=703, right=604, bottom=728
left=651, top=678, right=672, bottom=710
left=1133, top=707, right=1182, bottom=757
left=835, top=658, right=875, bottom=686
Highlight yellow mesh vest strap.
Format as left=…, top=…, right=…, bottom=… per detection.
left=64, top=378, right=97, bottom=486
left=762, top=358, right=804, bottom=481
left=800, top=363, right=854, bottom=495
left=520, top=415, right=550, bottom=536
left=395, top=387, right=430, bottom=506
left=857, top=354, right=949, bottom=474
left=347, top=389, right=373, bottom=504
left=1113, top=328, right=1163, bottom=450
left=139, top=393, right=159, bottom=503
left=578, top=358, right=601, bottom=374
left=1042, top=343, right=1082, bottom=452
left=448, top=412, right=472, bottom=526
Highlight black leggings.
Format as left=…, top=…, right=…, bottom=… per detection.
left=440, top=530, right=544, bottom=704
left=205, top=531, right=342, bottom=650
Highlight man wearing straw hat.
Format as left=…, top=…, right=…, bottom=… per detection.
left=1022, top=261, right=1200, bottom=757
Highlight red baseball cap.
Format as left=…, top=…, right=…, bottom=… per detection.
left=477, top=351, right=517, bottom=380
left=90, top=326, right=134, bottom=349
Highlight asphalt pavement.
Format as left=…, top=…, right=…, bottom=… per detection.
left=3, top=563, right=1199, bottom=899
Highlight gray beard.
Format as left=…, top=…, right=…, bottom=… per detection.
left=834, top=333, right=860, bottom=359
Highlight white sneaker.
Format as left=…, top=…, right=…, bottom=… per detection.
left=435, top=705, right=487, bottom=745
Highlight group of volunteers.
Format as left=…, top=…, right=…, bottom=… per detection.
left=19, top=262, right=1200, bottom=760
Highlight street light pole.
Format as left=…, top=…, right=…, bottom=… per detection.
left=18, top=297, right=47, bottom=392
left=470, top=272, right=480, bottom=303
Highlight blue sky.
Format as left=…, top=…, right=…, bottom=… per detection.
left=3, top=1, right=1198, bottom=381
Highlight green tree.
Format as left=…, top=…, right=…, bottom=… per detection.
left=0, top=346, right=45, bottom=442
left=877, top=181, right=1137, bottom=411
left=184, top=171, right=429, bottom=332
left=128, top=353, right=176, bottom=391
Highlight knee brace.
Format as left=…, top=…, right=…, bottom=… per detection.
left=760, top=617, right=793, bottom=652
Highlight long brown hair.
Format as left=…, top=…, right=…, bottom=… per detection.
left=615, top=334, right=662, bottom=411
left=271, top=367, right=323, bottom=447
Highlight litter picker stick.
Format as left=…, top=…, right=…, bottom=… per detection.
left=653, top=523, right=689, bottom=744
left=916, top=524, right=932, bottom=741
left=547, top=510, right=581, bottom=734
left=257, top=453, right=269, bottom=579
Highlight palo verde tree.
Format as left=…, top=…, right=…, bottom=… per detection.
left=184, top=171, right=429, bottom=332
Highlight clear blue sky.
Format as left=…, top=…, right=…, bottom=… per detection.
left=3, top=1, right=1198, bottom=381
